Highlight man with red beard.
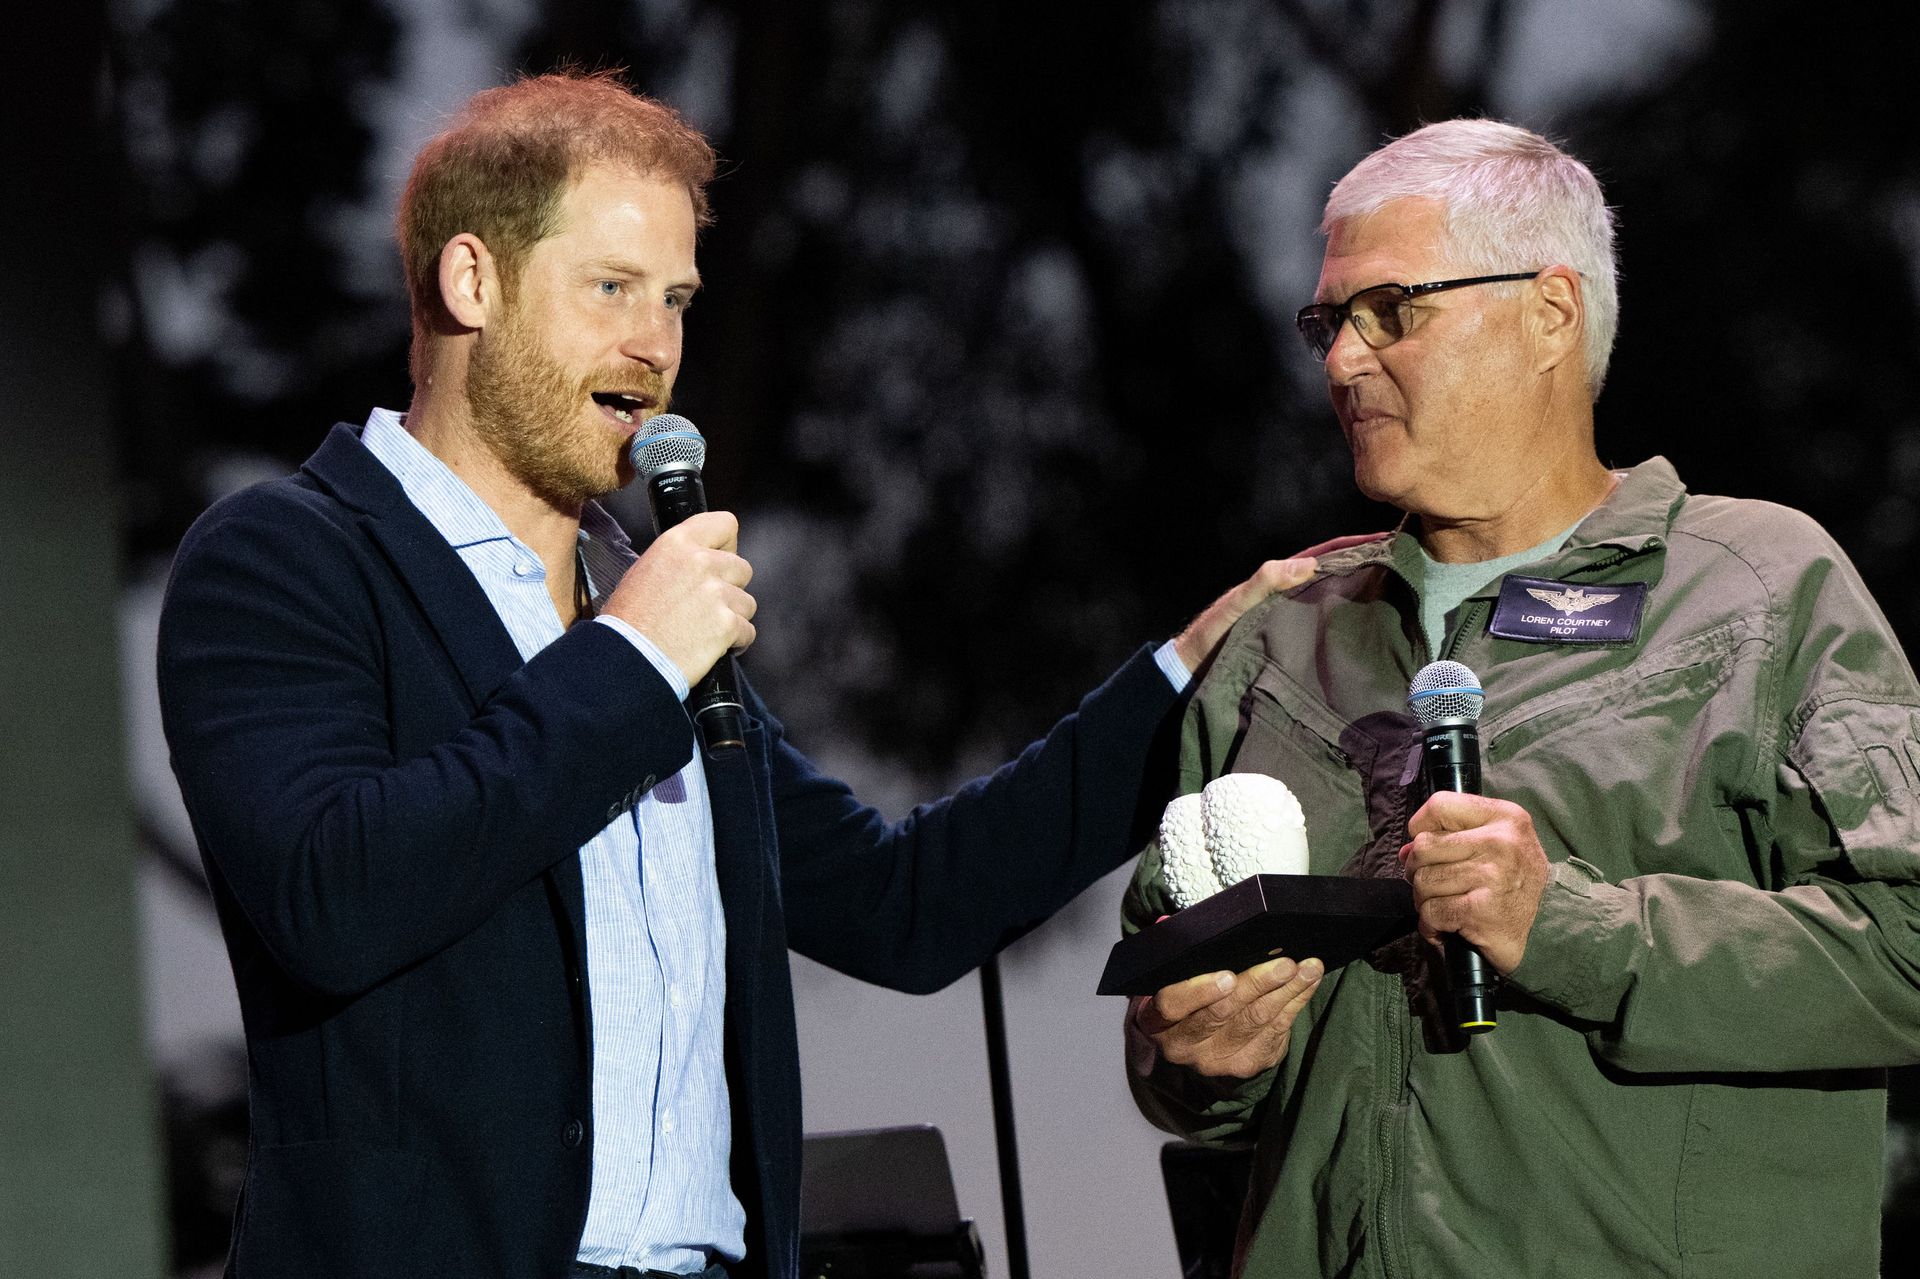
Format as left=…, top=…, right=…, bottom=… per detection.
left=155, top=72, right=1305, bottom=1279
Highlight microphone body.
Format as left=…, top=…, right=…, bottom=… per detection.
left=630, top=416, right=747, bottom=754
left=647, top=466, right=711, bottom=530
left=1419, top=721, right=1481, bottom=797
left=1409, top=662, right=1497, bottom=1035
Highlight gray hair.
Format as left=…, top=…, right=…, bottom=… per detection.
left=1323, top=119, right=1619, bottom=399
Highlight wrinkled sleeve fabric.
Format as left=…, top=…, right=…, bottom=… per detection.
left=1512, top=529, right=1920, bottom=1073
left=769, top=646, right=1182, bottom=996
left=157, top=489, right=695, bottom=1000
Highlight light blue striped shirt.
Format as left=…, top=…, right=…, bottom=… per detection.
left=361, top=410, right=744, bottom=1274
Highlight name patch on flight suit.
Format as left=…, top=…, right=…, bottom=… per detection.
left=1488, top=574, right=1646, bottom=644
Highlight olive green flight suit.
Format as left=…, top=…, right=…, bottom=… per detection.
left=1125, top=458, right=1920, bottom=1278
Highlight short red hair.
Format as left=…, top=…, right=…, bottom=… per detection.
left=396, top=70, right=716, bottom=380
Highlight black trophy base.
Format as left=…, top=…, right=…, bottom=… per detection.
left=1098, top=874, right=1417, bottom=996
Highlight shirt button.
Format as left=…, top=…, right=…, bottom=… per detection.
left=513, top=560, right=541, bottom=579
left=669, top=986, right=684, bottom=1009
left=562, top=1119, right=584, bottom=1149
left=662, top=1112, right=675, bottom=1135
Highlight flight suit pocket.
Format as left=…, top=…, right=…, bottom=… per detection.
left=1478, top=630, right=1750, bottom=883
left=1233, top=661, right=1417, bottom=881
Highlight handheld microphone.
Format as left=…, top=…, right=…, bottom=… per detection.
left=628, top=414, right=747, bottom=754
left=1408, top=660, right=1497, bottom=1034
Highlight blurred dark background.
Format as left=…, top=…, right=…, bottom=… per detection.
left=9, top=0, right=1920, bottom=1274
left=108, top=0, right=1920, bottom=776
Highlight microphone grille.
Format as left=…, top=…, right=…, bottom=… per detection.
left=629, top=413, right=706, bottom=478
left=1408, top=660, right=1484, bottom=726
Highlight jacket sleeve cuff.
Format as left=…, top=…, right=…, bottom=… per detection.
left=1126, top=1025, right=1276, bottom=1145
left=1153, top=639, right=1192, bottom=693
left=1505, top=858, right=1635, bottom=1020
left=592, top=614, right=691, bottom=701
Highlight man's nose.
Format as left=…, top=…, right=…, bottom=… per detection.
left=620, top=304, right=679, bottom=370
left=1323, top=317, right=1378, bottom=385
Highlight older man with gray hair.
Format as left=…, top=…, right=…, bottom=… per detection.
left=1122, top=119, right=1920, bottom=1277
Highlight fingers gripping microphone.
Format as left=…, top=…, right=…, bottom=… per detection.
left=629, top=414, right=747, bottom=754
left=1408, top=660, right=1497, bottom=1034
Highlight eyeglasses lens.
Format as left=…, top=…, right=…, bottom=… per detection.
left=1298, top=308, right=1336, bottom=359
left=1350, top=287, right=1408, bottom=348
left=1299, top=287, right=1411, bottom=360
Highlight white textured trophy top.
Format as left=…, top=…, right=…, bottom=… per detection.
left=1157, top=772, right=1311, bottom=909
left=1157, top=793, right=1216, bottom=911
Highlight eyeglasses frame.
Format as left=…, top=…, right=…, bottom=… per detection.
left=1295, top=271, right=1545, bottom=360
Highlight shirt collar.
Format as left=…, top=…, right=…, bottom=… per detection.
left=360, top=408, right=638, bottom=583
left=1560, top=455, right=1685, bottom=552
left=1307, top=455, right=1685, bottom=587
left=361, top=408, right=513, bottom=550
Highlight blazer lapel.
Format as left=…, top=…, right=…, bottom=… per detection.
left=301, top=423, right=589, bottom=977
left=302, top=423, right=524, bottom=708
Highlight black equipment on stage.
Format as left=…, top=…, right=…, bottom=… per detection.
left=800, top=1126, right=984, bottom=1279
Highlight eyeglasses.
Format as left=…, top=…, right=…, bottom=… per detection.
left=1295, top=272, right=1542, bottom=360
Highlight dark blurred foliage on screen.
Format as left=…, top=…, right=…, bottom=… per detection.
left=109, top=0, right=1920, bottom=775
left=110, top=0, right=408, bottom=549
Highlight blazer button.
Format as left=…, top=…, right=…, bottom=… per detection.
left=562, top=1119, right=585, bottom=1149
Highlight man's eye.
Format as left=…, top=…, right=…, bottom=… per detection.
left=666, top=292, right=692, bottom=312
left=595, top=280, right=622, bottom=297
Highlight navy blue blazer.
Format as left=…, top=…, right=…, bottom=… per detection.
left=157, top=424, right=1180, bottom=1279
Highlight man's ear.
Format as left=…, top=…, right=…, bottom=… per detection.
left=436, top=233, right=499, bottom=331
left=1529, top=267, right=1583, bottom=377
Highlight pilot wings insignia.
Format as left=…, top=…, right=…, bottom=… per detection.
left=1525, top=585, right=1620, bottom=614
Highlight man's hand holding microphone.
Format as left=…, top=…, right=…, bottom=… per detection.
left=603, top=508, right=756, bottom=688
